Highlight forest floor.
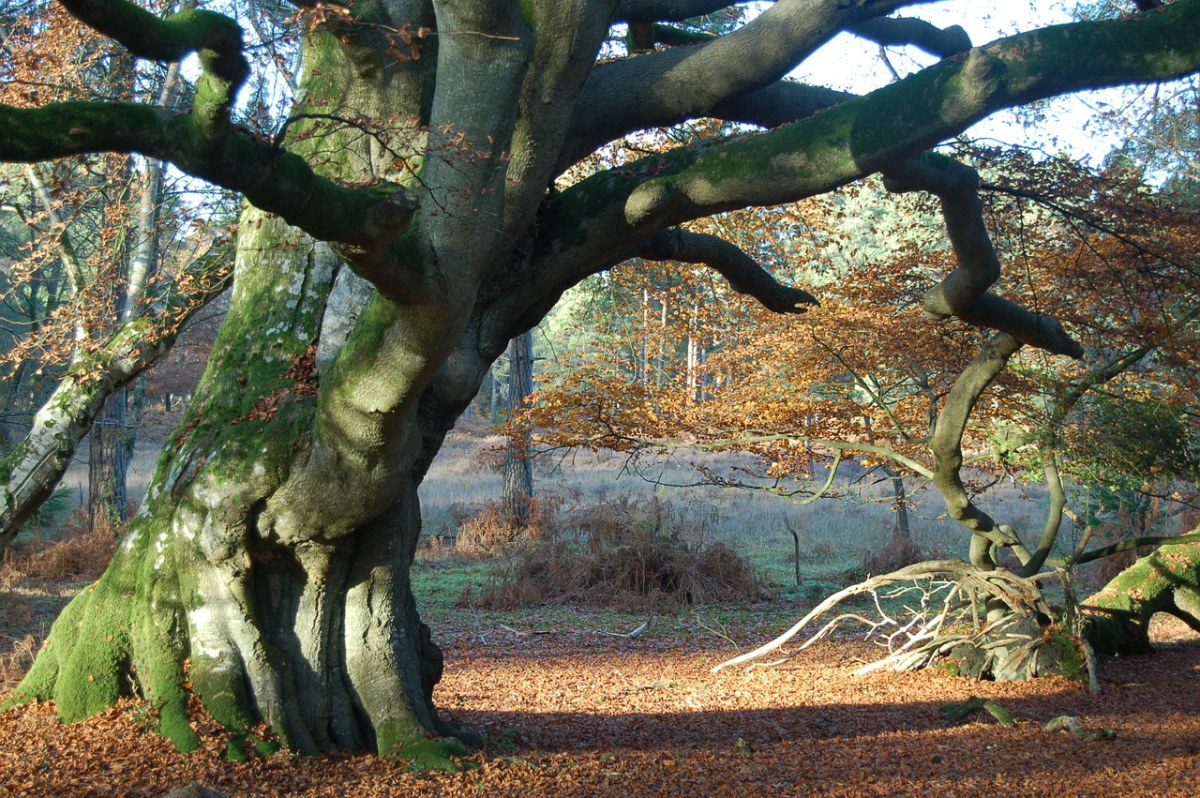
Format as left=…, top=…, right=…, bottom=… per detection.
left=4, top=427, right=1200, bottom=796
left=1, top=596, right=1198, bottom=798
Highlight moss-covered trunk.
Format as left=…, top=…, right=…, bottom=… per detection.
left=1084, top=542, right=1200, bottom=655
left=3, top=1, right=532, bottom=757
left=4, top=204, right=468, bottom=760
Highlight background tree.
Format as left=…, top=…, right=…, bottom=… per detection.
left=3, top=0, right=1200, bottom=759
left=501, top=328, right=534, bottom=525
left=0, top=0, right=234, bottom=551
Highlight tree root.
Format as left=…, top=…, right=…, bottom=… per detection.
left=713, top=560, right=1093, bottom=685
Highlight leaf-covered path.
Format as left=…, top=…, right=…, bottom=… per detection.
left=2, top=614, right=1198, bottom=797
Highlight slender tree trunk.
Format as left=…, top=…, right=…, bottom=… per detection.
left=88, top=390, right=129, bottom=528
left=503, top=330, right=534, bottom=525
left=889, top=466, right=910, bottom=540
left=640, top=286, right=649, bottom=387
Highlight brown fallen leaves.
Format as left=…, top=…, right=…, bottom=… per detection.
left=1, top=618, right=1198, bottom=798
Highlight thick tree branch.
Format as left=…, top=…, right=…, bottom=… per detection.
left=59, top=0, right=249, bottom=149
left=930, top=333, right=1024, bottom=562
left=953, top=294, right=1082, bottom=357
left=639, top=228, right=818, bottom=312
left=502, top=0, right=617, bottom=238
left=622, top=2, right=1200, bottom=228
left=849, top=16, right=971, bottom=58
left=58, top=0, right=246, bottom=74
left=1073, top=532, right=1200, bottom=566
left=883, top=154, right=1000, bottom=316
left=0, top=101, right=418, bottom=251
left=613, top=0, right=751, bottom=24
left=708, top=80, right=852, bottom=128
left=566, top=0, right=912, bottom=165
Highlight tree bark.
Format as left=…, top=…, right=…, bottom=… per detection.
left=5, top=208, right=470, bottom=761
left=88, top=390, right=129, bottom=528
left=502, top=330, right=534, bottom=526
left=1084, top=541, right=1200, bottom=655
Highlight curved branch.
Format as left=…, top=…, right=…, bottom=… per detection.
left=930, top=333, right=1022, bottom=555
left=882, top=154, right=999, bottom=315
left=849, top=16, right=971, bottom=58
left=954, top=294, right=1082, bottom=357
left=711, top=559, right=994, bottom=672
left=881, top=154, right=1081, bottom=357
left=567, top=0, right=911, bottom=162
left=622, top=3, right=1200, bottom=228
left=0, top=101, right=418, bottom=251
left=639, top=228, right=818, bottom=312
left=60, top=0, right=249, bottom=150
left=59, top=0, right=247, bottom=75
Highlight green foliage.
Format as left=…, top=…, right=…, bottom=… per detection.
left=1068, top=393, right=1198, bottom=489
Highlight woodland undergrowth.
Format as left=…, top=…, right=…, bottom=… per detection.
left=450, top=494, right=774, bottom=611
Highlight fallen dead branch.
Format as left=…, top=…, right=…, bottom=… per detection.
left=485, top=619, right=650, bottom=641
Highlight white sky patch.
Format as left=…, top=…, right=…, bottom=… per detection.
left=772, top=0, right=1134, bottom=166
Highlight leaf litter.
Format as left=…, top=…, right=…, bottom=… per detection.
left=1, top=614, right=1198, bottom=797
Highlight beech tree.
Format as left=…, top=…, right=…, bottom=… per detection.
left=4, top=0, right=1200, bottom=761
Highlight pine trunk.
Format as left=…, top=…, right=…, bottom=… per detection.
left=502, top=330, right=534, bottom=525
left=88, top=389, right=129, bottom=528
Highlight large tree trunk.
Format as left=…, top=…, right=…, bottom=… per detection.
left=4, top=3, right=527, bottom=757
left=4, top=210, right=473, bottom=761
left=1083, top=541, right=1200, bottom=655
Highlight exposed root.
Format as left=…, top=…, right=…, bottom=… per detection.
left=713, top=560, right=1091, bottom=684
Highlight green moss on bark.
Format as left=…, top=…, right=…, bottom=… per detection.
left=377, top=720, right=468, bottom=772
left=1084, top=542, right=1200, bottom=655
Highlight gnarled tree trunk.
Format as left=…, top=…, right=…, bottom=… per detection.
left=5, top=0, right=1200, bottom=762
left=1084, top=541, right=1200, bottom=655
left=7, top=208, right=478, bottom=760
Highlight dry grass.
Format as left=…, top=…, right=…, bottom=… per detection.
left=446, top=496, right=563, bottom=559
left=416, top=432, right=1047, bottom=591
left=1, top=511, right=118, bottom=585
left=470, top=494, right=774, bottom=611
left=860, top=527, right=927, bottom=577
left=0, top=631, right=37, bottom=696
